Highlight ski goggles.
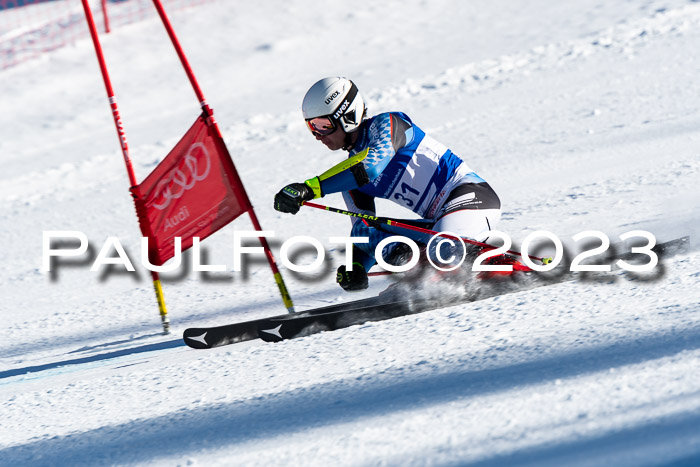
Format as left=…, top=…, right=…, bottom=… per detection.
left=305, top=116, right=337, bottom=137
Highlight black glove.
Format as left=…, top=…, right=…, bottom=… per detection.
left=274, top=183, right=314, bottom=214
left=336, top=263, right=369, bottom=291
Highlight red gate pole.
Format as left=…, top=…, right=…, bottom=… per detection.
left=81, top=0, right=170, bottom=333
left=100, top=0, right=111, bottom=34
left=150, top=0, right=295, bottom=312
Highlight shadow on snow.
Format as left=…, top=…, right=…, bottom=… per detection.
left=3, top=325, right=700, bottom=465
left=464, top=411, right=700, bottom=467
left=0, top=338, right=185, bottom=380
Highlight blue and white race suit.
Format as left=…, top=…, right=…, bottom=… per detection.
left=313, top=112, right=501, bottom=271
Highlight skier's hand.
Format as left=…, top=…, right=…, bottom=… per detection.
left=274, top=182, right=314, bottom=214
left=336, top=263, right=369, bottom=291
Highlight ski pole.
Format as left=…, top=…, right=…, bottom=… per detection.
left=302, top=201, right=550, bottom=264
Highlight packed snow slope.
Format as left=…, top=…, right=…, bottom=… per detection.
left=1, top=0, right=700, bottom=465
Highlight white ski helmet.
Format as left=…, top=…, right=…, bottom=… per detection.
left=302, top=77, right=366, bottom=134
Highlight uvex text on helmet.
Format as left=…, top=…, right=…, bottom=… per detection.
left=302, top=77, right=366, bottom=133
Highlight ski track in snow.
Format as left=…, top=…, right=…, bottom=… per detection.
left=1, top=0, right=700, bottom=465
left=4, top=2, right=700, bottom=208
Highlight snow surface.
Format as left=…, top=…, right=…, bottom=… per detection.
left=2, top=0, right=700, bottom=465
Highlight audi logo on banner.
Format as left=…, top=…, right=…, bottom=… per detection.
left=152, top=143, right=212, bottom=211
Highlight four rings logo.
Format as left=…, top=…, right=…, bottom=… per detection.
left=152, top=143, right=212, bottom=211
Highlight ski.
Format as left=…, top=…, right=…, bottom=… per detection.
left=183, top=294, right=402, bottom=349
left=183, top=236, right=689, bottom=348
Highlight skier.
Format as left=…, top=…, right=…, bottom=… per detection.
left=274, top=77, right=502, bottom=291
